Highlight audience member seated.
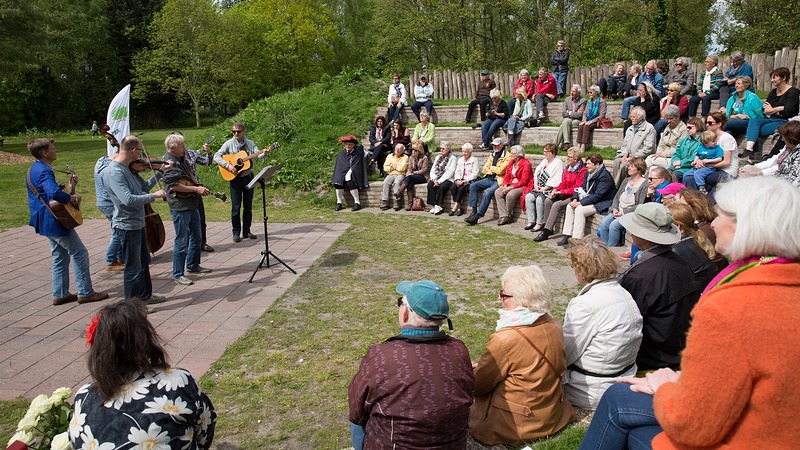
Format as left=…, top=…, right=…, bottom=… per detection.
left=621, top=64, right=643, bottom=99
left=654, top=82, right=689, bottom=134
left=624, top=82, right=661, bottom=131
left=648, top=105, right=688, bottom=168
left=380, top=144, right=409, bottom=211
left=533, top=148, right=587, bottom=242
left=598, top=63, right=627, bottom=99
left=555, top=84, right=587, bottom=149
left=399, top=141, right=429, bottom=211
left=368, top=116, right=391, bottom=176
left=390, top=120, right=410, bottom=151
left=597, top=157, right=648, bottom=247
left=669, top=117, right=705, bottom=182
left=349, top=280, right=474, bottom=449
left=674, top=187, right=727, bottom=270
left=576, top=86, right=607, bottom=154
left=465, top=138, right=510, bottom=225
left=579, top=177, right=800, bottom=450
left=410, top=75, right=434, bottom=121
left=557, top=153, right=615, bottom=247
left=507, top=69, right=535, bottom=113
left=621, top=60, right=663, bottom=120
left=449, top=143, right=481, bottom=216
left=550, top=40, right=570, bottom=98
left=69, top=301, right=216, bottom=450
left=524, top=144, right=564, bottom=232
left=719, top=50, right=755, bottom=108
left=740, top=120, right=800, bottom=187
left=426, top=141, right=456, bottom=215
left=465, top=69, right=496, bottom=124
left=664, top=57, right=695, bottom=96
left=534, top=67, right=558, bottom=121
left=656, top=59, right=669, bottom=77
left=722, top=75, right=763, bottom=139
left=386, top=74, right=407, bottom=122
left=741, top=67, right=799, bottom=160
left=683, top=111, right=739, bottom=195
left=613, top=106, right=657, bottom=187
left=494, top=145, right=532, bottom=226
left=617, top=202, right=698, bottom=373
left=688, top=55, right=723, bottom=119
left=469, top=265, right=576, bottom=446
left=562, top=238, right=642, bottom=410
left=411, top=111, right=435, bottom=154
left=667, top=202, right=719, bottom=293
left=683, top=130, right=725, bottom=194
left=505, top=87, right=533, bottom=146
left=480, top=89, right=508, bottom=150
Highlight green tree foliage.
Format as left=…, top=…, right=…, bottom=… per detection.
left=133, top=0, right=220, bottom=128
left=719, top=1, right=800, bottom=54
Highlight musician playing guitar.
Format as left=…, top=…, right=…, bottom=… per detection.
left=25, top=138, right=109, bottom=306
left=162, top=133, right=213, bottom=286
left=213, top=123, right=271, bottom=243
left=170, top=131, right=218, bottom=252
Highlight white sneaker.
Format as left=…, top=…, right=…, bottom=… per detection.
left=431, top=205, right=440, bottom=214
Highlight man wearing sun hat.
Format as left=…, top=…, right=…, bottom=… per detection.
left=331, top=135, right=369, bottom=211
left=348, top=280, right=475, bottom=449
left=618, top=202, right=698, bottom=373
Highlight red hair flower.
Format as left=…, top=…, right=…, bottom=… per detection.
left=85, top=314, right=100, bottom=348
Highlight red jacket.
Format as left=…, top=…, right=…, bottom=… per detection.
left=514, top=78, right=535, bottom=100
left=553, top=164, right=587, bottom=197
left=535, top=73, right=558, bottom=97
left=502, top=158, right=534, bottom=209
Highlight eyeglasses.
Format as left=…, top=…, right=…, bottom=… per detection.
left=648, top=176, right=662, bottom=181
left=686, top=125, right=695, bottom=129
left=674, top=63, right=683, bottom=66
left=396, top=296, right=405, bottom=307
left=543, top=149, right=553, bottom=154
left=499, top=289, right=513, bottom=301
left=706, top=121, right=717, bottom=125
left=232, top=129, right=244, bottom=134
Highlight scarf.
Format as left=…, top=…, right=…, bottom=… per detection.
left=433, top=153, right=451, bottom=179
left=702, top=256, right=798, bottom=295
left=587, top=98, right=600, bottom=121
left=702, top=67, right=718, bottom=92
left=584, top=163, right=604, bottom=185
left=567, top=160, right=584, bottom=173
left=393, top=83, right=402, bottom=98
left=496, top=306, right=545, bottom=331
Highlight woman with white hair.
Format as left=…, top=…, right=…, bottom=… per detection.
left=470, top=265, right=576, bottom=446
left=449, top=143, right=481, bottom=216
left=524, top=143, right=563, bottom=231
left=555, top=84, right=587, bottom=149
left=575, top=86, right=607, bottom=154
left=480, top=89, right=509, bottom=150
left=426, top=141, right=456, bottom=215
left=688, top=55, right=723, bottom=119
left=647, top=104, right=688, bottom=168
left=654, top=82, right=689, bottom=135
left=579, top=176, right=800, bottom=449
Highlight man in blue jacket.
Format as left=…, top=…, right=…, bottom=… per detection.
left=26, top=138, right=108, bottom=306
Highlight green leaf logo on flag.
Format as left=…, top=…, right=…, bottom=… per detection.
left=111, top=106, right=129, bottom=121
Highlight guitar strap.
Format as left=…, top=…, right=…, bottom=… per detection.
left=26, top=166, right=61, bottom=221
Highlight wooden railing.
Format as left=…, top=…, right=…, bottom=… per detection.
left=397, top=47, right=799, bottom=100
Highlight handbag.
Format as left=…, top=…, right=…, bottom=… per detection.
left=411, top=196, right=426, bottom=211
left=598, top=118, right=614, bottom=129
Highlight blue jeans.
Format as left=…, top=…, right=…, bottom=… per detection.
left=230, top=175, right=254, bottom=237
left=170, top=209, right=202, bottom=278
left=387, top=103, right=404, bottom=122
left=578, top=383, right=662, bottom=450
left=481, top=118, right=507, bottom=147
left=349, top=422, right=366, bottom=450
left=553, top=71, right=567, bottom=97
left=723, top=118, right=749, bottom=139
left=597, top=213, right=626, bottom=246
left=47, top=230, right=94, bottom=298
left=653, top=118, right=668, bottom=136
left=411, top=100, right=433, bottom=120
left=468, top=177, right=499, bottom=216
left=621, top=96, right=637, bottom=120
left=405, top=173, right=427, bottom=192
left=688, top=92, right=720, bottom=117
left=99, top=205, right=123, bottom=265
left=116, top=227, right=153, bottom=300
left=746, top=117, right=788, bottom=153
left=683, top=169, right=728, bottom=196
left=684, top=167, right=717, bottom=189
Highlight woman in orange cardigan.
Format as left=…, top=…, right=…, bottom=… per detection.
left=578, top=176, right=800, bottom=449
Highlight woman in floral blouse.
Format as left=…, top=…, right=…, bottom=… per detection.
left=70, top=301, right=216, bottom=450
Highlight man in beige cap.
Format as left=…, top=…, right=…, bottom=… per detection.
left=618, top=202, right=697, bottom=373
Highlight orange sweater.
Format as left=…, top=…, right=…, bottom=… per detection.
left=652, top=262, right=800, bottom=449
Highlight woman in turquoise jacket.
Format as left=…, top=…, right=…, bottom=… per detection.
left=723, top=76, right=763, bottom=139
left=669, top=117, right=706, bottom=183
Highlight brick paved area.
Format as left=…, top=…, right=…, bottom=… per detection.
left=0, top=220, right=348, bottom=400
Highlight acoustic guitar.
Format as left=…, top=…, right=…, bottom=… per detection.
left=48, top=165, right=84, bottom=229
left=218, top=142, right=280, bottom=181
left=172, top=177, right=228, bottom=202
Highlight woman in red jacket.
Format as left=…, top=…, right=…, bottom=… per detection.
left=494, top=145, right=532, bottom=226
left=533, top=148, right=587, bottom=242
left=579, top=176, right=800, bottom=449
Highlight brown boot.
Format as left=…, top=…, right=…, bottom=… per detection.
left=380, top=200, right=390, bottom=211
left=405, top=191, right=414, bottom=211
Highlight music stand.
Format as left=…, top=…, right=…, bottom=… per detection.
left=247, top=164, right=296, bottom=282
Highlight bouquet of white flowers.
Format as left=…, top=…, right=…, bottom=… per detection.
left=6, top=387, right=72, bottom=450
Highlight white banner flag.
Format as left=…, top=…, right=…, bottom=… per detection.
left=105, top=84, right=131, bottom=156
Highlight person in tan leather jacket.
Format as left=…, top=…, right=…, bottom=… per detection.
left=469, top=265, right=576, bottom=446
